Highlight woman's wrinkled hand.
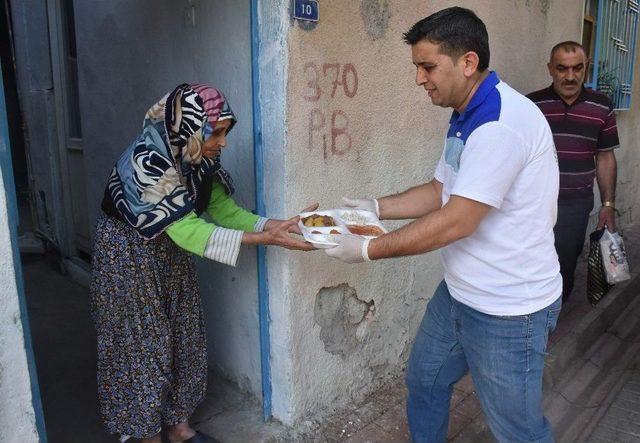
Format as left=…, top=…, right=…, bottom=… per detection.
left=263, top=202, right=320, bottom=235
left=263, top=218, right=316, bottom=251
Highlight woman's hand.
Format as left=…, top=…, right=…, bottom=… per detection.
left=263, top=203, right=320, bottom=235
left=261, top=219, right=316, bottom=251
left=248, top=202, right=319, bottom=251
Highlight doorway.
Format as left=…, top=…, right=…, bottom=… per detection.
left=48, top=0, right=90, bottom=261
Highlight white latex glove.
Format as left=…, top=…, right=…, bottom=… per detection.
left=342, top=197, right=380, bottom=218
left=324, top=234, right=371, bottom=264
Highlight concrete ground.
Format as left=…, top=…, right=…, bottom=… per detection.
left=22, top=253, right=113, bottom=443
left=21, top=223, right=640, bottom=442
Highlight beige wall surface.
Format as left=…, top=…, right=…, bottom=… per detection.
left=613, top=39, right=640, bottom=229
left=277, top=0, right=585, bottom=424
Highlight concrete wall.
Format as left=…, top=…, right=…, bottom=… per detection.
left=73, top=0, right=262, bottom=395
left=0, top=167, right=39, bottom=442
left=614, top=40, right=640, bottom=228
left=274, top=0, right=583, bottom=424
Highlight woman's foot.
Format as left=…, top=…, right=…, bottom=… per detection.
left=140, top=433, right=162, bottom=443
left=167, top=421, right=196, bottom=442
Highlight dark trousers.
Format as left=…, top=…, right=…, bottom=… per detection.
left=554, top=197, right=594, bottom=300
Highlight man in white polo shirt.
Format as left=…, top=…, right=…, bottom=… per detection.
left=325, top=7, right=562, bottom=443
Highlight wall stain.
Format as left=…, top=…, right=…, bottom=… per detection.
left=361, top=0, right=390, bottom=40
left=523, top=0, right=550, bottom=14
left=539, top=0, right=551, bottom=15
left=297, top=19, right=318, bottom=32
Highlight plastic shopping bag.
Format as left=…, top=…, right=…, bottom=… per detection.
left=587, top=229, right=612, bottom=306
left=599, top=229, right=631, bottom=284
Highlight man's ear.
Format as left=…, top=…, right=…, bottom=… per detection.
left=547, top=62, right=554, bottom=76
left=461, top=51, right=480, bottom=77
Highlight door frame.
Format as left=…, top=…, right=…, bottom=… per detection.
left=0, top=54, right=48, bottom=443
left=45, top=0, right=88, bottom=265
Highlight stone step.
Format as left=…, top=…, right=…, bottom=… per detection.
left=544, top=274, right=640, bottom=395
left=451, top=273, right=640, bottom=443
left=551, top=340, right=640, bottom=442
left=584, top=367, right=640, bottom=442
left=546, top=285, right=640, bottom=442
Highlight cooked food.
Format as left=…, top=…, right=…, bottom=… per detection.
left=302, top=214, right=337, bottom=227
left=330, top=229, right=341, bottom=235
left=311, top=230, right=322, bottom=234
left=340, top=211, right=370, bottom=225
left=346, top=224, right=385, bottom=237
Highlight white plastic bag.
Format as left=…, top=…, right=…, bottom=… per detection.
left=599, top=230, right=631, bottom=284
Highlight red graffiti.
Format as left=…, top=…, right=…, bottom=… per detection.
left=308, top=109, right=352, bottom=159
left=342, top=63, right=358, bottom=98
left=303, top=62, right=359, bottom=159
left=331, top=110, right=351, bottom=156
left=308, top=108, right=326, bottom=156
left=303, top=62, right=321, bottom=102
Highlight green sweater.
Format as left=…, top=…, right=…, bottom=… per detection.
left=166, top=182, right=261, bottom=257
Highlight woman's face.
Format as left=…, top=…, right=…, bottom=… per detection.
left=202, top=119, right=232, bottom=158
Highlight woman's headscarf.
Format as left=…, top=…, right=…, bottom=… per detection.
left=105, top=83, right=236, bottom=239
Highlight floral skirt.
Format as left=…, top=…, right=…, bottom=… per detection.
left=90, top=214, right=207, bottom=438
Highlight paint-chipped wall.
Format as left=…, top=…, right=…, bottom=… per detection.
left=73, top=0, right=263, bottom=396
left=0, top=168, right=39, bottom=442
left=274, top=0, right=584, bottom=424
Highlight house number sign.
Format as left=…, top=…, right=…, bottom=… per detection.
left=292, top=0, right=319, bottom=22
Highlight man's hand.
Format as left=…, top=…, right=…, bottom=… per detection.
left=342, top=197, right=380, bottom=217
left=595, top=150, right=617, bottom=231
left=597, top=206, right=616, bottom=231
left=324, top=234, right=370, bottom=263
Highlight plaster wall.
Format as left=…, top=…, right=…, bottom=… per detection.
left=614, top=40, right=640, bottom=228
left=0, top=168, right=39, bottom=442
left=73, top=0, right=262, bottom=395
left=278, top=0, right=583, bottom=424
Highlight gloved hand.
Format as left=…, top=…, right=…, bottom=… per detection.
left=342, top=197, right=380, bottom=218
left=324, top=234, right=371, bottom=264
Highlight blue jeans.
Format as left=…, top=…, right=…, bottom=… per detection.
left=406, top=281, right=561, bottom=443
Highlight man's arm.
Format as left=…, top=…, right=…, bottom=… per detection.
left=377, top=178, right=443, bottom=220
left=368, top=195, right=491, bottom=259
left=596, top=150, right=617, bottom=230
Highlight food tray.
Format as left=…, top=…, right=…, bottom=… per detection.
left=298, top=208, right=388, bottom=248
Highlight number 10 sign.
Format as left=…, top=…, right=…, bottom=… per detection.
left=292, top=0, right=319, bottom=22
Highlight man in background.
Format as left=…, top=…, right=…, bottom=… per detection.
left=527, top=41, right=619, bottom=301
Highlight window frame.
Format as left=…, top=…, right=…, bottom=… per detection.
left=584, top=0, right=639, bottom=110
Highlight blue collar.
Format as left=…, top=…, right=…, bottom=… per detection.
left=450, top=71, right=500, bottom=124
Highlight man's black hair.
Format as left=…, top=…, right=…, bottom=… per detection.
left=403, top=7, right=490, bottom=71
left=549, top=41, right=586, bottom=61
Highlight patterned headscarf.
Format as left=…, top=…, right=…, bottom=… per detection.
left=105, top=84, right=237, bottom=239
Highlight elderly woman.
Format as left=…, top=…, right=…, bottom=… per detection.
left=91, top=84, right=313, bottom=443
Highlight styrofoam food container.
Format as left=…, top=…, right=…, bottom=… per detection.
left=298, top=208, right=387, bottom=248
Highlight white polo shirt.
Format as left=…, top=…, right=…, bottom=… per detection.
left=434, top=72, right=562, bottom=316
